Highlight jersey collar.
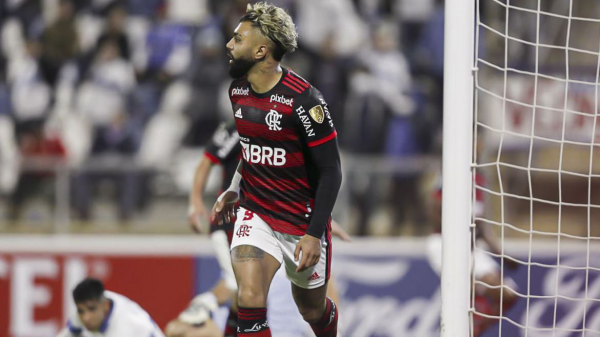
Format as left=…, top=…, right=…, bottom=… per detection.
left=248, top=67, right=288, bottom=98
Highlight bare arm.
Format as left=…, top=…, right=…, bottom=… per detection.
left=212, top=160, right=243, bottom=225
left=189, top=156, right=215, bottom=233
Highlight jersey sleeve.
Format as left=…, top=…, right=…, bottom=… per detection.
left=293, top=87, right=338, bottom=147
left=204, top=121, right=241, bottom=164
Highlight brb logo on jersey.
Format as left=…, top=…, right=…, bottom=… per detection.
left=241, top=141, right=287, bottom=166
left=265, top=110, right=282, bottom=131
left=232, top=87, right=249, bottom=96
left=270, top=94, right=294, bottom=107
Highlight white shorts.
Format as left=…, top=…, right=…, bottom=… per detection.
left=426, top=233, right=498, bottom=279
left=230, top=207, right=332, bottom=289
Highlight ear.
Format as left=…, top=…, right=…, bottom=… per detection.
left=254, top=44, right=268, bottom=60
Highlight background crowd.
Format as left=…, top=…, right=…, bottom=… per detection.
left=0, top=0, right=447, bottom=235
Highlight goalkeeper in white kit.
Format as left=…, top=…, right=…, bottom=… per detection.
left=56, top=278, right=165, bottom=337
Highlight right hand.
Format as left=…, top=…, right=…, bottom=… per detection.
left=211, top=191, right=239, bottom=225
left=188, top=200, right=209, bottom=233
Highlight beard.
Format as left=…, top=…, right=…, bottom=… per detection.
left=228, top=54, right=257, bottom=78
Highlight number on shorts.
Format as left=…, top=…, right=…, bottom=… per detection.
left=243, top=210, right=254, bottom=221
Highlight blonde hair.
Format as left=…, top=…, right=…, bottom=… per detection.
left=241, top=2, right=298, bottom=61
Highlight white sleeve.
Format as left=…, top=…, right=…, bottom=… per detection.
left=210, top=230, right=237, bottom=291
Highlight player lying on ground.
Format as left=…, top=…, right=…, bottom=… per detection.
left=165, top=121, right=349, bottom=337
left=425, top=173, right=518, bottom=337
left=56, top=277, right=165, bottom=337
left=214, top=3, right=343, bottom=336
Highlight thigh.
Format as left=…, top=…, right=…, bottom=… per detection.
left=230, top=208, right=282, bottom=296
left=231, top=245, right=280, bottom=297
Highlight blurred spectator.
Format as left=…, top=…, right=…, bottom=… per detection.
left=295, top=0, right=367, bottom=128
left=8, top=39, right=51, bottom=123
left=167, top=0, right=212, bottom=26
left=39, top=0, right=79, bottom=86
left=0, top=0, right=446, bottom=235
left=76, top=2, right=131, bottom=84
left=95, top=3, right=131, bottom=60
left=182, top=27, right=227, bottom=146
left=353, top=0, right=394, bottom=24
left=8, top=0, right=45, bottom=39
left=72, top=39, right=141, bottom=221
left=76, top=40, right=135, bottom=128
left=8, top=121, right=66, bottom=221
left=413, top=0, right=444, bottom=152
left=140, top=3, right=192, bottom=82
left=344, top=20, right=421, bottom=235
left=393, top=0, right=435, bottom=55
left=126, top=0, right=164, bottom=19
left=129, top=1, right=193, bottom=126
left=345, top=20, right=413, bottom=153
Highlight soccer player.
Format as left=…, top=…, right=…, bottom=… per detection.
left=56, top=278, right=165, bottom=337
left=425, top=172, right=518, bottom=337
left=166, top=120, right=349, bottom=337
left=212, top=3, right=342, bottom=336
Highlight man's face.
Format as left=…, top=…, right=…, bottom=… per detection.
left=226, top=22, right=264, bottom=78
left=76, top=298, right=109, bottom=331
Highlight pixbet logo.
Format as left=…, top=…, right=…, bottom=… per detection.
left=241, top=142, right=287, bottom=166
left=270, top=94, right=293, bottom=107
left=231, top=87, right=249, bottom=96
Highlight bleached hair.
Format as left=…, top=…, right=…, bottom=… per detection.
left=240, top=2, right=298, bottom=61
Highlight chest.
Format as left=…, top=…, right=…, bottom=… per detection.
left=232, top=95, right=296, bottom=136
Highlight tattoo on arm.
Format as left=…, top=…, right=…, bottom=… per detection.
left=232, top=245, right=265, bottom=262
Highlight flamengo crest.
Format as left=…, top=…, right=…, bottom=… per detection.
left=265, top=110, right=282, bottom=131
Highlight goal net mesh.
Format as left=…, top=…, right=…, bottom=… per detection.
left=473, top=0, right=600, bottom=336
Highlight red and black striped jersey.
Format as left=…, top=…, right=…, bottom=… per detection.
left=229, top=68, right=337, bottom=236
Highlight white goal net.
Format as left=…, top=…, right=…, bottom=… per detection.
left=472, top=0, right=600, bottom=336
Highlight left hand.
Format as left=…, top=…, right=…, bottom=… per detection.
left=294, top=235, right=321, bottom=272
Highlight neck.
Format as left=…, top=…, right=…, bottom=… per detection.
left=247, top=59, right=282, bottom=94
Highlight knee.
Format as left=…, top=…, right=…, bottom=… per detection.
left=237, top=286, right=267, bottom=308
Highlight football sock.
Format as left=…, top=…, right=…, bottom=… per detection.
left=237, top=307, right=271, bottom=337
left=310, top=297, right=338, bottom=337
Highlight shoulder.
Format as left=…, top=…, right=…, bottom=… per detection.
left=281, top=71, right=326, bottom=107
left=281, top=70, right=313, bottom=96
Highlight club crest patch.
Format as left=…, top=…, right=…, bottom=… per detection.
left=309, top=105, right=325, bottom=124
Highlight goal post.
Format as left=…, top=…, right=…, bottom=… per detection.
left=446, top=0, right=600, bottom=336
left=442, top=0, right=476, bottom=336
